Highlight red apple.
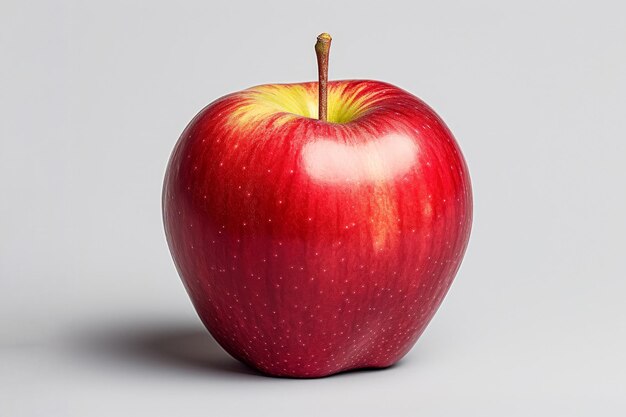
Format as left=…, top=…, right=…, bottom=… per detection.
left=163, top=35, right=472, bottom=378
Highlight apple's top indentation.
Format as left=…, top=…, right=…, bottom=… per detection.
left=301, top=134, right=418, bottom=184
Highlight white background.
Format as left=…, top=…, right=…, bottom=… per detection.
left=2, top=1, right=625, bottom=415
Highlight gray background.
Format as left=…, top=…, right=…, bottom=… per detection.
left=1, top=0, right=625, bottom=415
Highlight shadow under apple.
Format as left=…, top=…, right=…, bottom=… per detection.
left=72, top=322, right=260, bottom=378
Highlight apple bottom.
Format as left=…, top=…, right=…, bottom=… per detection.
left=192, top=287, right=448, bottom=379
left=177, top=234, right=462, bottom=378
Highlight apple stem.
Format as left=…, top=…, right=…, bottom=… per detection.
left=315, top=33, right=332, bottom=122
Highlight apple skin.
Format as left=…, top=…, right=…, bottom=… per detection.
left=163, top=80, right=472, bottom=378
